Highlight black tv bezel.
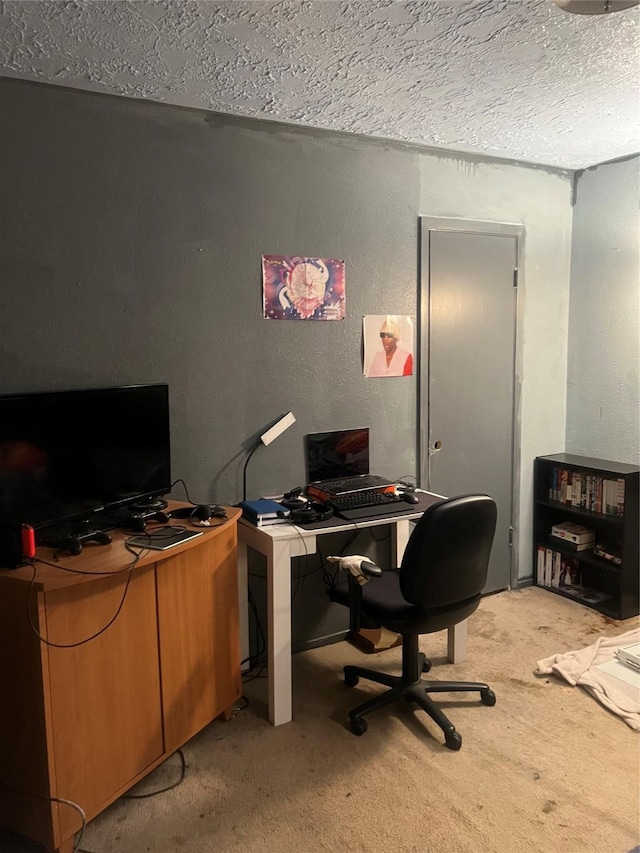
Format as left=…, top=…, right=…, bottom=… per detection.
left=0, top=382, right=172, bottom=531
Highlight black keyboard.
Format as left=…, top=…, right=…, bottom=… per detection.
left=327, top=491, right=407, bottom=520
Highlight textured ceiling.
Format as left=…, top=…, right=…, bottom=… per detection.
left=0, top=0, right=638, bottom=170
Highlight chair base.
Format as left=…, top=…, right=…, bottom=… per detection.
left=344, top=653, right=495, bottom=750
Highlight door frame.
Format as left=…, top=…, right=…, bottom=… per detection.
left=419, top=217, right=525, bottom=589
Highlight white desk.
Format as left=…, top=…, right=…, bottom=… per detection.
left=236, top=494, right=468, bottom=726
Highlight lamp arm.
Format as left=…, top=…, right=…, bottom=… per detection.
left=242, top=442, right=262, bottom=502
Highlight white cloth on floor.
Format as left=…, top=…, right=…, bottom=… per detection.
left=535, top=627, right=640, bottom=731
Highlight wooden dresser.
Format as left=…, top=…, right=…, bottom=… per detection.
left=0, top=505, right=242, bottom=853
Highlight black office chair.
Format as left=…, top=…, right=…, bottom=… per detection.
left=328, top=494, right=498, bottom=750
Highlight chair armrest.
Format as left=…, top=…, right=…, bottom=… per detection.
left=360, top=560, right=383, bottom=578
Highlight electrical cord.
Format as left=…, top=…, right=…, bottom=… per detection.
left=242, top=663, right=268, bottom=683
left=169, top=478, right=196, bottom=504
left=167, top=479, right=228, bottom=526
left=395, top=474, right=419, bottom=490
left=27, top=547, right=146, bottom=648
left=48, top=797, right=87, bottom=853
left=27, top=518, right=203, bottom=648
left=74, top=749, right=189, bottom=853
left=122, top=749, right=186, bottom=799
left=241, top=586, right=266, bottom=670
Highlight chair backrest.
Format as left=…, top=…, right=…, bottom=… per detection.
left=399, top=494, right=498, bottom=609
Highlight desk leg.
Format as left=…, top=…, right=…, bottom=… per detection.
left=447, top=620, right=468, bottom=663
left=267, top=538, right=293, bottom=726
left=237, top=538, right=250, bottom=672
left=390, top=518, right=411, bottom=565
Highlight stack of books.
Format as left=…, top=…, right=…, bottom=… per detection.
left=238, top=499, right=290, bottom=527
left=547, top=467, right=625, bottom=516
left=550, top=521, right=595, bottom=551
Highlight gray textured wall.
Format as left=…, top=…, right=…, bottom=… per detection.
left=1, top=79, right=583, bottom=650
left=0, top=80, right=424, bottom=506
left=566, top=156, right=640, bottom=465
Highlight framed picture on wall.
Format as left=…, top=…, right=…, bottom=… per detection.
left=262, top=255, right=345, bottom=320
left=363, top=314, right=414, bottom=377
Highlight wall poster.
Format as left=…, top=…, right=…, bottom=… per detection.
left=363, top=314, right=414, bottom=377
left=262, top=255, right=345, bottom=320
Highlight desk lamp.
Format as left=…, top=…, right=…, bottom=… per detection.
left=242, top=412, right=296, bottom=501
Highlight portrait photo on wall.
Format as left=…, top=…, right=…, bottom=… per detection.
left=363, top=314, right=414, bottom=378
left=262, top=255, right=346, bottom=321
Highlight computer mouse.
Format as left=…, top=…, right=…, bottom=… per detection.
left=402, top=492, right=420, bottom=504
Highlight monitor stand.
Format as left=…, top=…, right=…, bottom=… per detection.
left=129, top=498, right=168, bottom=512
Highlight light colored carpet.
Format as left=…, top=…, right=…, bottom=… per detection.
left=5, top=587, right=640, bottom=853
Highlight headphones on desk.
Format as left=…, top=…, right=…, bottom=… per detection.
left=284, top=501, right=334, bottom=525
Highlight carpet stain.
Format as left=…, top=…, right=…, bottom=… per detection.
left=506, top=677, right=543, bottom=689
left=542, top=800, right=558, bottom=813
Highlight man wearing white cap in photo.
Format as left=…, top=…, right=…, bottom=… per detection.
left=368, top=316, right=413, bottom=377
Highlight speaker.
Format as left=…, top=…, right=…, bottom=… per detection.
left=171, top=505, right=226, bottom=521
left=288, top=502, right=334, bottom=524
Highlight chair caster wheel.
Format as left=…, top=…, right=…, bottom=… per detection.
left=344, top=669, right=359, bottom=688
left=445, top=730, right=462, bottom=750
left=350, top=716, right=368, bottom=736
left=422, top=658, right=432, bottom=673
left=481, top=687, right=496, bottom=706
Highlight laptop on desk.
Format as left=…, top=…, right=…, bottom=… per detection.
left=305, top=428, right=396, bottom=499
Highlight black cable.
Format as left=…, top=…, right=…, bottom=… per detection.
left=241, top=586, right=266, bottom=669
left=395, top=474, right=419, bottom=489
left=75, top=750, right=189, bottom=853
left=27, top=549, right=145, bottom=648
left=242, top=663, right=268, bottom=683
left=122, top=749, right=186, bottom=799
left=322, top=528, right=364, bottom=590
left=170, top=478, right=195, bottom=504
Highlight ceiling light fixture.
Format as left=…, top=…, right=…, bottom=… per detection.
left=554, top=0, right=639, bottom=13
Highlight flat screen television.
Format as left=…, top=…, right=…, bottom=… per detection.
left=0, top=383, right=171, bottom=530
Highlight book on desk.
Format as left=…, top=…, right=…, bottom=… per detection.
left=238, top=499, right=290, bottom=527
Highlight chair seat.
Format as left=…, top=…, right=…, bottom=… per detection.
left=331, top=569, right=481, bottom=635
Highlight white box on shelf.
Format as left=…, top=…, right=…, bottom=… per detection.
left=550, top=521, right=595, bottom=545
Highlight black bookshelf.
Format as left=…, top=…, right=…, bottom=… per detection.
left=533, top=454, right=639, bottom=619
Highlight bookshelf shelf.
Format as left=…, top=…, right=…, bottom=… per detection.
left=533, top=453, right=639, bottom=619
left=541, top=537, right=621, bottom=573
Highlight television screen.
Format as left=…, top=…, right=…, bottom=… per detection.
left=0, top=384, right=171, bottom=529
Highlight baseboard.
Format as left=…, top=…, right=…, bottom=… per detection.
left=293, top=631, right=348, bottom=654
